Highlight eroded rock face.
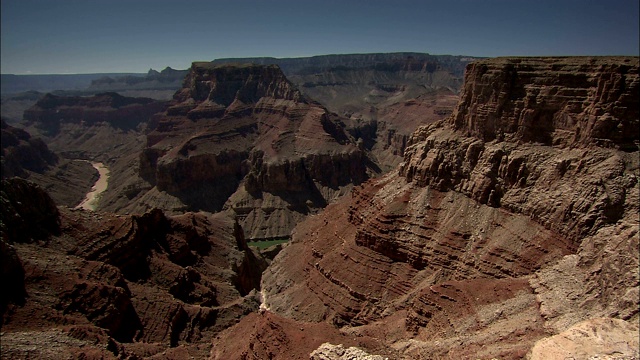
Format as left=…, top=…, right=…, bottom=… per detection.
left=214, top=53, right=472, bottom=171
left=17, top=92, right=168, bottom=209
left=450, top=57, right=639, bottom=150
left=135, top=63, right=377, bottom=240
left=1, top=180, right=267, bottom=359
left=209, top=311, right=396, bottom=360
left=257, top=57, right=639, bottom=358
left=528, top=318, right=639, bottom=360
left=0, top=178, right=60, bottom=243
left=310, top=343, right=388, bottom=360
left=1, top=119, right=57, bottom=178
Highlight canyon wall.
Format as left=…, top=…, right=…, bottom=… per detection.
left=132, top=62, right=377, bottom=240
left=213, top=53, right=474, bottom=170
left=250, top=57, right=639, bottom=359
left=0, top=178, right=267, bottom=359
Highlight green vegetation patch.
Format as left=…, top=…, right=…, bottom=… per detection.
left=247, top=238, right=289, bottom=249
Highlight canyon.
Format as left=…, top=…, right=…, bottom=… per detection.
left=1, top=55, right=638, bottom=359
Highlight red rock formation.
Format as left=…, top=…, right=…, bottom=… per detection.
left=0, top=178, right=267, bottom=359
left=135, top=63, right=377, bottom=240
left=451, top=57, right=639, bottom=150
left=250, top=57, right=639, bottom=358
left=1, top=119, right=102, bottom=209
left=210, top=311, right=396, bottom=360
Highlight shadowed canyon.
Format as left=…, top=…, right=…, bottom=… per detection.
left=1, top=54, right=638, bottom=359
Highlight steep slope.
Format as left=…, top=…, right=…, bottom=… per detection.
left=21, top=92, right=168, bottom=210
left=219, top=57, right=640, bottom=359
left=1, top=178, right=266, bottom=359
left=213, top=53, right=477, bottom=170
left=1, top=118, right=57, bottom=178
left=1, top=119, right=99, bottom=206
left=130, top=62, right=377, bottom=241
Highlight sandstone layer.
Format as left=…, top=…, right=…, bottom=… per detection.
left=132, top=62, right=377, bottom=241
left=245, top=57, right=639, bottom=358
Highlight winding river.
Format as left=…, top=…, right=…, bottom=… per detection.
left=75, top=162, right=110, bottom=211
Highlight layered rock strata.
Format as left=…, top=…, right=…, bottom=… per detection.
left=20, top=92, right=168, bottom=210
left=0, top=178, right=267, bottom=359
left=213, top=53, right=475, bottom=170
left=136, top=63, right=376, bottom=240
left=0, top=119, right=100, bottom=207
left=250, top=57, right=639, bottom=358
left=24, top=92, right=166, bottom=136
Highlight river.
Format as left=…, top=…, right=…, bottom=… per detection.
left=75, top=162, right=110, bottom=211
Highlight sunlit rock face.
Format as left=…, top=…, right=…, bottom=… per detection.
left=136, top=62, right=378, bottom=240
left=256, top=56, right=639, bottom=359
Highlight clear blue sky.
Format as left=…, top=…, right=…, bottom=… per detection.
left=1, top=0, right=638, bottom=74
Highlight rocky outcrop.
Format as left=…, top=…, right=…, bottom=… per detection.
left=450, top=57, right=639, bottom=150
left=1, top=120, right=105, bottom=207
left=310, top=343, right=388, bottom=360
left=134, top=62, right=377, bottom=240
left=19, top=92, right=167, bottom=210
left=210, top=311, right=395, bottom=360
left=255, top=57, right=639, bottom=358
left=529, top=318, right=639, bottom=360
left=0, top=178, right=60, bottom=243
left=1, top=179, right=268, bottom=359
left=1, top=119, right=57, bottom=178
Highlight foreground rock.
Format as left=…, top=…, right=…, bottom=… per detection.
left=212, top=56, right=640, bottom=358
left=132, top=62, right=377, bottom=241
left=1, top=178, right=267, bottom=359
left=529, top=318, right=639, bottom=360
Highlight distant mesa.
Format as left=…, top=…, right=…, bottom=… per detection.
left=136, top=62, right=377, bottom=241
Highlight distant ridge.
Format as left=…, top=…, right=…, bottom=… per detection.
left=1, top=73, right=143, bottom=94
left=211, top=52, right=482, bottom=76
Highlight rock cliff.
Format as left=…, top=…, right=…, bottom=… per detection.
left=1, top=119, right=57, bottom=178
left=133, top=62, right=377, bottom=240
left=1, top=119, right=100, bottom=207
left=20, top=92, right=168, bottom=210
left=213, top=53, right=475, bottom=170
left=250, top=56, right=639, bottom=358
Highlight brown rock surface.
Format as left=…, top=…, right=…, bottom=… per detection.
left=18, top=92, right=167, bottom=209
left=1, top=118, right=57, bottom=178
left=131, top=62, right=377, bottom=241
left=528, top=317, right=639, bottom=360
left=0, top=179, right=267, bottom=359
left=23, top=92, right=166, bottom=137
left=209, top=311, right=396, bottom=360
left=214, top=53, right=473, bottom=171
left=3, top=56, right=637, bottom=359
left=249, top=56, right=639, bottom=358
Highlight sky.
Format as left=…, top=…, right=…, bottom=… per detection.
left=1, top=0, right=638, bottom=74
